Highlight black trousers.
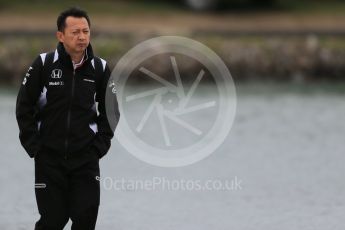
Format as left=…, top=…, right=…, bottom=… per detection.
left=34, top=151, right=100, bottom=230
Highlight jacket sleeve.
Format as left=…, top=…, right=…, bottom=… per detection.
left=16, top=56, right=43, bottom=158
left=90, top=64, right=120, bottom=158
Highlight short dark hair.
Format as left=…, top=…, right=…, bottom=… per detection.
left=57, top=7, right=91, bottom=32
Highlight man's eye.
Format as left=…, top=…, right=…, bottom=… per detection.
left=72, top=32, right=78, bottom=35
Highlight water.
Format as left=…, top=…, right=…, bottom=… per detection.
left=1, top=84, right=344, bottom=230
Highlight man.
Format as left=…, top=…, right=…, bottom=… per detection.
left=16, top=7, right=120, bottom=230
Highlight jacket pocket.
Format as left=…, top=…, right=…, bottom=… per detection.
left=76, top=78, right=96, bottom=110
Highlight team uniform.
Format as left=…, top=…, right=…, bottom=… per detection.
left=16, top=42, right=120, bottom=229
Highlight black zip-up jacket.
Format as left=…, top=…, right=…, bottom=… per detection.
left=16, top=43, right=120, bottom=159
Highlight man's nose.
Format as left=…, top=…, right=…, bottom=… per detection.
left=78, top=33, right=86, bottom=40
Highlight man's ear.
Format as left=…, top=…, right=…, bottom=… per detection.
left=56, top=31, right=64, bottom=43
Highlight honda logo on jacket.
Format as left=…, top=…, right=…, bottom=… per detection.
left=51, top=69, right=62, bottom=79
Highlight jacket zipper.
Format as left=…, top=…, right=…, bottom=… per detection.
left=64, top=68, right=76, bottom=159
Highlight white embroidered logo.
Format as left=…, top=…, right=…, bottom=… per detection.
left=22, top=78, right=27, bottom=85
left=49, top=81, right=64, bottom=86
left=35, top=183, right=47, bottom=189
left=108, top=80, right=117, bottom=94
left=22, top=66, right=33, bottom=85
left=51, top=69, right=62, bottom=79
left=83, top=78, right=95, bottom=83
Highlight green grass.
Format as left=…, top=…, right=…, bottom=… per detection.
left=319, top=37, right=345, bottom=51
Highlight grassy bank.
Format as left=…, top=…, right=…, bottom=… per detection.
left=1, top=0, right=345, bottom=86
left=1, top=35, right=345, bottom=86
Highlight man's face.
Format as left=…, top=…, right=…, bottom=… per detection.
left=57, top=16, right=90, bottom=55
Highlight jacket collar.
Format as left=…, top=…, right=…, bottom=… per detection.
left=57, top=42, right=94, bottom=66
